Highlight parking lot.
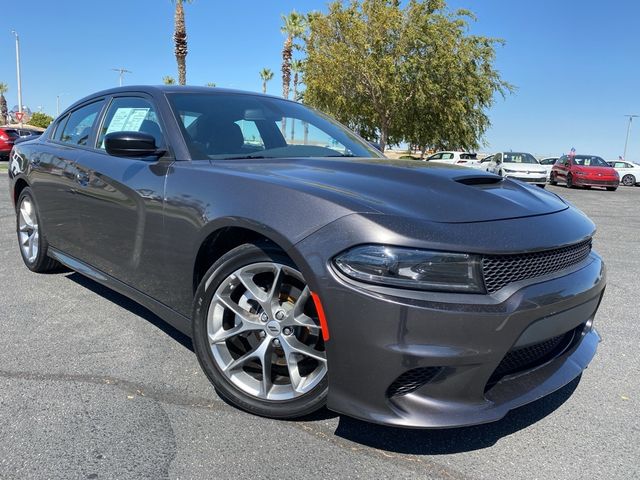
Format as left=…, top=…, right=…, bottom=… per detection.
left=0, top=173, right=637, bottom=480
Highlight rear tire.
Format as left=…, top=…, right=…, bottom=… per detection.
left=537, top=184, right=546, bottom=189
left=622, top=174, right=635, bottom=186
left=16, top=187, right=62, bottom=273
left=192, top=242, right=328, bottom=419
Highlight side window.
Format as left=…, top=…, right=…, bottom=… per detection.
left=52, top=115, right=69, bottom=141
left=495, top=153, right=502, bottom=162
left=481, top=155, right=492, bottom=163
left=429, top=153, right=442, bottom=160
left=235, top=120, right=265, bottom=149
left=441, top=153, right=454, bottom=159
left=59, top=101, right=104, bottom=146
left=97, top=97, right=164, bottom=150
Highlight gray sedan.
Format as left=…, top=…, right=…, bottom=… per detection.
left=8, top=86, right=605, bottom=428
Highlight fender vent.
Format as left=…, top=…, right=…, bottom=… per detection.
left=386, top=367, right=443, bottom=398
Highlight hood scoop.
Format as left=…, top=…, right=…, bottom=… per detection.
left=454, top=175, right=503, bottom=186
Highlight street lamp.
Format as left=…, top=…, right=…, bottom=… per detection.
left=623, top=114, right=639, bottom=161
left=11, top=30, right=23, bottom=127
left=111, top=67, right=132, bottom=87
left=56, top=93, right=67, bottom=117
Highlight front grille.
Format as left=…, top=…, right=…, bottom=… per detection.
left=582, top=179, right=616, bottom=185
left=486, top=326, right=581, bottom=389
left=482, top=239, right=592, bottom=293
left=386, top=367, right=442, bottom=398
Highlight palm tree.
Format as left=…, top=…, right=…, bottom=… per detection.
left=173, top=0, right=191, bottom=85
left=259, top=68, right=274, bottom=94
left=163, top=75, right=176, bottom=85
left=0, top=83, right=8, bottom=125
left=280, top=11, right=306, bottom=100
left=291, top=60, right=303, bottom=102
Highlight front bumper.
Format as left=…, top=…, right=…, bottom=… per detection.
left=573, top=176, right=619, bottom=187
left=293, top=213, right=605, bottom=428
left=504, top=173, right=547, bottom=184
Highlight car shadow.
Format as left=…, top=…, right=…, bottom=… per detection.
left=65, top=272, right=193, bottom=352
left=332, top=375, right=581, bottom=454
left=63, top=270, right=581, bottom=453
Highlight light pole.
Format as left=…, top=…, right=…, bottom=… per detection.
left=111, top=67, right=132, bottom=87
left=11, top=30, right=23, bottom=127
left=56, top=93, right=67, bottom=117
left=623, top=114, right=639, bottom=161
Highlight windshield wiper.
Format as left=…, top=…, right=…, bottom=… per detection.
left=222, top=154, right=267, bottom=160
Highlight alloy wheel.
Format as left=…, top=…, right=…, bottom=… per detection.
left=206, top=262, right=327, bottom=401
left=622, top=174, right=635, bottom=186
left=18, top=196, right=39, bottom=264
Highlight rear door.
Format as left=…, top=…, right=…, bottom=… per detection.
left=28, top=100, right=105, bottom=255
left=71, top=94, right=173, bottom=293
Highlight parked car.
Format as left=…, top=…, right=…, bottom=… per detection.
left=607, top=160, right=640, bottom=186
left=0, top=126, right=18, bottom=160
left=550, top=154, right=619, bottom=190
left=8, top=86, right=605, bottom=428
left=425, top=151, right=481, bottom=167
left=539, top=157, right=558, bottom=181
left=481, top=151, right=547, bottom=188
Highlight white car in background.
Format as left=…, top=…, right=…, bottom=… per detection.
left=425, top=151, right=481, bottom=168
left=539, top=157, right=558, bottom=181
left=607, top=160, right=640, bottom=186
left=480, top=151, right=547, bottom=188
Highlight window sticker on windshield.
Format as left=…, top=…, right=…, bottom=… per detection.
left=106, top=107, right=150, bottom=134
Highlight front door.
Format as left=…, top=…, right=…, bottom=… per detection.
left=71, top=95, right=173, bottom=295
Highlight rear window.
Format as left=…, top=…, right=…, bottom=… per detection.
left=460, top=153, right=477, bottom=159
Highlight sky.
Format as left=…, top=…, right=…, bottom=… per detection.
left=1, top=0, right=638, bottom=159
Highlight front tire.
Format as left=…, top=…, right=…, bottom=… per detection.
left=16, top=187, right=61, bottom=273
left=566, top=174, right=575, bottom=188
left=606, top=186, right=618, bottom=191
left=192, top=242, right=328, bottom=419
left=549, top=173, right=557, bottom=185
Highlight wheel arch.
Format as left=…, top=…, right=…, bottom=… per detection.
left=12, top=177, right=30, bottom=208
left=192, top=219, right=311, bottom=295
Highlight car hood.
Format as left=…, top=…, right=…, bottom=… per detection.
left=502, top=162, right=546, bottom=173
left=213, top=157, right=569, bottom=223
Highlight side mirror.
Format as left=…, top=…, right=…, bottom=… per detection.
left=105, top=131, right=165, bottom=158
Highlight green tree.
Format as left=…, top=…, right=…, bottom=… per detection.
left=280, top=11, right=306, bottom=99
left=0, top=82, right=8, bottom=125
left=303, top=0, right=512, bottom=151
left=28, top=112, right=53, bottom=129
left=163, top=75, right=177, bottom=85
left=259, top=68, right=274, bottom=94
left=173, top=0, right=192, bottom=85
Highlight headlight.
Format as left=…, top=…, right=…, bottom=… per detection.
left=333, top=245, right=485, bottom=293
left=575, top=171, right=587, bottom=175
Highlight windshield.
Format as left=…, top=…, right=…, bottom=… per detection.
left=503, top=152, right=538, bottom=164
left=573, top=155, right=608, bottom=167
left=168, top=92, right=383, bottom=160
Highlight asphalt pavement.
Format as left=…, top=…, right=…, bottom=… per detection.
left=0, top=174, right=637, bottom=480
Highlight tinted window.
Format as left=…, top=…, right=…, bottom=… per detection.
left=168, top=92, right=381, bottom=160
left=53, top=115, right=69, bottom=141
left=441, top=153, right=454, bottom=159
left=97, top=97, right=164, bottom=150
left=428, top=153, right=442, bottom=160
left=3, top=129, right=19, bottom=138
left=59, top=101, right=104, bottom=146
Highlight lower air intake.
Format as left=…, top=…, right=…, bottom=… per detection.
left=386, top=367, right=443, bottom=398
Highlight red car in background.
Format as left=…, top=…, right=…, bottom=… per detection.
left=550, top=154, right=619, bottom=191
left=0, top=127, right=18, bottom=160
